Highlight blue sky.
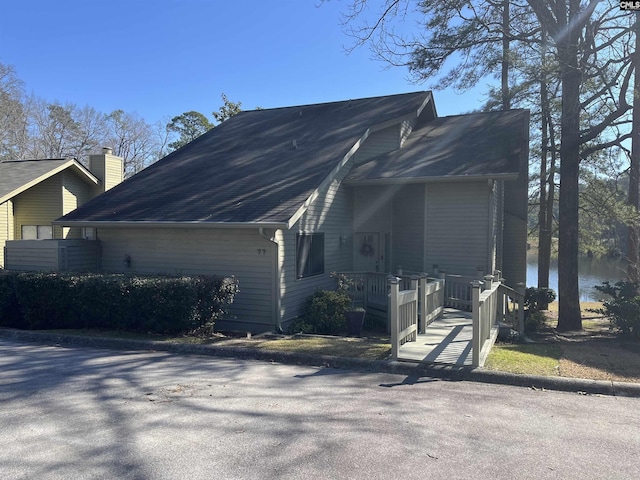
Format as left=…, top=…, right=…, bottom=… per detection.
left=1, top=0, right=491, bottom=125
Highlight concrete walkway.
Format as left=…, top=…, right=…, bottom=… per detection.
left=398, top=308, right=473, bottom=365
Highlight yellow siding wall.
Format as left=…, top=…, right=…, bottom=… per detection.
left=104, top=155, right=123, bottom=191
left=62, top=171, right=93, bottom=238
left=97, top=227, right=276, bottom=332
left=13, top=175, right=63, bottom=239
left=89, top=153, right=124, bottom=192
left=0, top=200, right=14, bottom=268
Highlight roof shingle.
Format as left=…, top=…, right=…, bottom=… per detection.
left=346, top=109, right=527, bottom=183
left=60, top=91, right=431, bottom=224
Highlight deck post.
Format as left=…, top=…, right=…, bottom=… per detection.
left=472, top=280, right=483, bottom=367
left=497, top=282, right=505, bottom=325
left=389, top=276, right=400, bottom=360
left=516, top=282, right=526, bottom=336
left=411, top=276, right=419, bottom=341
left=418, top=274, right=427, bottom=334
left=483, top=275, right=494, bottom=291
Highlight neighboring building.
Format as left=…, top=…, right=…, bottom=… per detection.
left=1, top=149, right=123, bottom=269
left=54, top=92, right=529, bottom=333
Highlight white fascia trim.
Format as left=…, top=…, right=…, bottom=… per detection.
left=51, top=220, right=289, bottom=229
left=343, top=173, right=519, bottom=186
left=286, top=128, right=371, bottom=229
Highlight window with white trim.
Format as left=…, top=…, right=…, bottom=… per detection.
left=21, top=225, right=53, bottom=240
left=296, top=233, right=324, bottom=279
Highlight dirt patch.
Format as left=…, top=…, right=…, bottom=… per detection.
left=526, top=305, right=640, bottom=383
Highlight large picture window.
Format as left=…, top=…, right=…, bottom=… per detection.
left=296, top=233, right=324, bottom=279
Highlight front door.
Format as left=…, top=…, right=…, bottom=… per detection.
left=354, top=232, right=380, bottom=272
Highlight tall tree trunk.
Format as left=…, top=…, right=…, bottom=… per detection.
left=556, top=0, right=583, bottom=332
left=502, top=0, right=510, bottom=110
left=628, top=15, right=640, bottom=283
left=538, top=26, right=552, bottom=308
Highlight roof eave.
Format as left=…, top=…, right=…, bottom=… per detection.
left=52, top=220, right=288, bottom=229
left=343, top=172, right=519, bottom=186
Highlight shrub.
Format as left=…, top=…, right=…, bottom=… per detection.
left=14, top=273, right=82, bottom=329
left=592, top=281, right=640, bottom=338
left=0, top=272, right=21, bottom=328
left=297, top=289, right=351, bottom=335
left=513, top=287, right=556, bottom=334
left=524, top=311, right=547, bottom=334
left=524, top=287, right=556, bottom=313
left=0, top=272, right=239, bottom=335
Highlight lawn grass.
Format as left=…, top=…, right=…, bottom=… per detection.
left=251, top=335, right=391, bottom=360
left=42, top=328, right=392, bottom=360
left=484, top=343, right=562, bottom=376
left=485, top=301, right=640, bottom=383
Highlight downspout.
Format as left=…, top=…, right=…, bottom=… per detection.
left=259, top=227, right=283, bottom=333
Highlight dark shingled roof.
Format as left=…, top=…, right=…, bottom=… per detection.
left=0, top=158, right=95, bottom=203
left=60, top=91, right=432, bottom=225
left=346, top=109, right=528, bottom=184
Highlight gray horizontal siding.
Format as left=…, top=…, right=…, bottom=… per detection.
left=502, top=212, right=527, bottom=286
left=279, top=168, right=353, bottom=323
left=392, top=184, right=425, bottom=273
left=63, top=241, right=100, bottom=271
left=5, top=240, right=58, bottom=271
left=425, top=182, right=491, bottom=277
left=97, top=227, right=276, bottom=330
left=4, top=239, right=100, bottom=272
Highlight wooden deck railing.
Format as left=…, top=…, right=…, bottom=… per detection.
left=497, top=283, right=525, bottom=335
left=389, top=276, right=419, bottom=359
left=419, top=275, right=445, bottom=333
left=442, top=273, right=477, bottom=310
left=470, top=273, right=525, bottom=367
left=388, top=274, right=445, bottom=359
left=472, top=276, right=500, bottom=367
left=335, top=271, right=387, bottom=308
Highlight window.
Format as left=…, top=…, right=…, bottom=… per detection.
left=296, top=233, right=324, bottom=279
left=21, top=225, right=53, bottom=240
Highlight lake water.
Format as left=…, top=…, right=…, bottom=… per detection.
left=526, top=252, right=627, bottom=301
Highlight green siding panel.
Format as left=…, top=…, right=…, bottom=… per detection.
left=279, top=166, right=354, bottom=323
left=425, top=182, right=491, bottom=277
left=97, top=227, right=276, bottom=330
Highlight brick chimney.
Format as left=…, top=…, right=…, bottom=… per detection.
left=89, top=147, right=123, bottom=193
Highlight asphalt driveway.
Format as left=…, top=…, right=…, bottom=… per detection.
left=0, top=339, right=638, bottom=480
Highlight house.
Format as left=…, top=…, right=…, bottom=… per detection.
left=1, top=149, right=123, bottom=270
left=54, top=91, right=529, bottom=333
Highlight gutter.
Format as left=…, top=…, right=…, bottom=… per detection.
left=52, top=220, right=289, bottom=229
left=259, top=227, right=283, bottom=333
left=343, top=172, right=519, bottom=187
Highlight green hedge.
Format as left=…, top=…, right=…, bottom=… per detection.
left=0, top=272, right=239, bottom=334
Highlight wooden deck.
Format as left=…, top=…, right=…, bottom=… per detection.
left=397, top=308, right=474, bottom=366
